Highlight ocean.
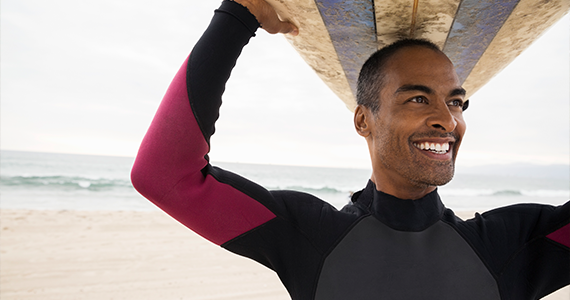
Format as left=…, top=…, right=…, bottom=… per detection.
left=1, top=150, right=568, bottom=212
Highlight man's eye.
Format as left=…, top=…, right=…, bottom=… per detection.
left=410, top=96, right=427, bottom=104
left=449, top=99, right=463, bottom=107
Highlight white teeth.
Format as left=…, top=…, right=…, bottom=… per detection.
left=413, top=142, right=450, bottom=154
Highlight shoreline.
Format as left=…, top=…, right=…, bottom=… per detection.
left=1, top=209, right=568, bottom=299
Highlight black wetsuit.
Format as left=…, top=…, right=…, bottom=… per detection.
left=131, top=2, right=570, bottom=299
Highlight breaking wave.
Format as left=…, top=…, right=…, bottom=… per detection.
left=439, top=188, right=568, bottom=198
left=0, top=175, right=132, bottom=191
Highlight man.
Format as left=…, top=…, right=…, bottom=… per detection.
left=131, top=0, right=569, bottom=298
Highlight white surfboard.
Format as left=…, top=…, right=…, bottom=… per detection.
left=266, top=0, right=569, bottom=111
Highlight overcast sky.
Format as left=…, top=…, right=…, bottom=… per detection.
left=1, top=0, right=568, bottom=169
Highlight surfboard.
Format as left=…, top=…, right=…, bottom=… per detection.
left=266, top=0, right=569, bottom=111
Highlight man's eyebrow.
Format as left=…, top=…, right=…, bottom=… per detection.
left=395, top=84, right=433, bottom=95
left=449, top=88, right=467, bottom=97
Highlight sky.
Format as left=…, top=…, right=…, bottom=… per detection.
left=1, top=0, right=568, bottom=169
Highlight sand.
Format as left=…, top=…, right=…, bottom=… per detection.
left=1, top=209, right=568, bottom=300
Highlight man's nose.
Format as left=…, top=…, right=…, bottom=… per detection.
left=426, top=103, right=457, bottom=132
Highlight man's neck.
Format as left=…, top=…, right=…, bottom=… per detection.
left=370, top=173, right=437, bottom=200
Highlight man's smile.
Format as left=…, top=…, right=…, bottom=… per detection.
left=410, top=135, right=458, bottom=161
left=412, top=141, right=450, bottom=154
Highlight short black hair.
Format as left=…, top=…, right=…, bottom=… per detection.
left=356, top=39, right=441, bottom=113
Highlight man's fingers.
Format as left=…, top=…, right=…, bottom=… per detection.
left=280, top=22, right=299, bottom=36
left=263, top=19, right=298, bottom=36
left=235, top=0, right=298, bottom=36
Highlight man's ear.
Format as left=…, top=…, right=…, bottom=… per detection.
left=354, top=105, right=372, bottom=137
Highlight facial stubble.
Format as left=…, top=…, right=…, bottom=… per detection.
left=376, top=130, right=459, bottom=190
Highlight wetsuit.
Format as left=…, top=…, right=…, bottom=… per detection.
left=131, top=1, right=570, bottom=299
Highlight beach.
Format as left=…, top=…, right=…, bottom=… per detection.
left=0, top=209, right=288, bottom=300
left=1, top=209, right=568, bottom=300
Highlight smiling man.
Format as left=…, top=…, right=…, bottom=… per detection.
left=354, top=42, right=467, bottom=200
left=131, top=0, right=569, bottom=299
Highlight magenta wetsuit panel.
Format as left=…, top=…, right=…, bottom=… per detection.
left=130, top=11, right=276, bottom=245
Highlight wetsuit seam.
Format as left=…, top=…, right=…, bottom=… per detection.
left=442, top=218, right=509, bottom=298
left=545, top=236, right=570, bottom=251
left=186, top=58, right=210, bottom=149
left=441, top=219, right=502, bottom=285
left=286, top=214, right=329, bottom=257
left=310, top=214, right=373, bottom=299
left=221, top=218, right=277, bottom=248
left=499, top=233, right=559, bottom=277
left=544, top=208, right=570, bottom=247
left=497, top=207, right=553, bottom=277
left=321, top=213, right=372, bottom=257
left=207, top=167, right=278, bottom=212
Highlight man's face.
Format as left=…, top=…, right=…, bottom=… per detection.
left=364, top=46, right=466, bottom=197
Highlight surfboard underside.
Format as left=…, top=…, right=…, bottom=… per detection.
left=267, top=0, right=569, bottom=111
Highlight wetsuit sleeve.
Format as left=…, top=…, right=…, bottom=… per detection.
left=130, top=4, right=361, bottom=297
left=457, top=201, right=570, bottom=298
left=130, top=1, right=278, bottom=246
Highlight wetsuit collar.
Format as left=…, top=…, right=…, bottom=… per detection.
left=356, top=180, right=445, bottom=232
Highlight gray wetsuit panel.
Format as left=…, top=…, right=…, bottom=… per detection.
left=315, top=216, right=500, bottom=299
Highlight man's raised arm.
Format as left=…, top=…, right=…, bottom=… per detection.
left=130, top=1, right=296, bottom=245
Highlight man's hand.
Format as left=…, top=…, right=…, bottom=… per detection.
left=234, top=0, right=298, bottom=35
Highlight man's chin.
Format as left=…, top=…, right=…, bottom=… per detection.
left=427, top=174, right=454, bottom=187
left=411, top=162, right=455, bottom=187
